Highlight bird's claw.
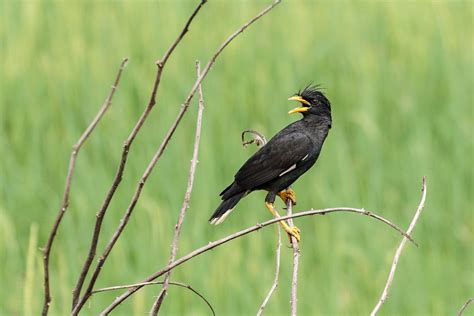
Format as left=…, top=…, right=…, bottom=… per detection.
left=285, top=225, right=301, bottom=242
left=278, top=188, right=297, bottom=205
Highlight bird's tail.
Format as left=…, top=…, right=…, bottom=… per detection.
left=209, top=191, right=246, bottom=225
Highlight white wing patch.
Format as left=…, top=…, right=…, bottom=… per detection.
left=279, top=164, right=297, bottom=177
left=279, top=154, right=310, bottom=177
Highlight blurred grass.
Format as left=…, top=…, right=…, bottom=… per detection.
left=0, top=0, right=472, bottom=315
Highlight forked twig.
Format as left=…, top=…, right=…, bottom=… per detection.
left=370, top=177, right=427, bottom=315
left=100, top=207, right=413, bottom=314
left=93, top=280, right=215, bottom=316
left=74, top=1, right=281, bottom=314
left=41, top=57, right=128, bottom=316
left=150, top=61, right=205, bottom=315
left=71, top=1, right=207, bottom=313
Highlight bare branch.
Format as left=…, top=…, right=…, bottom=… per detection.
left=286, top=197, right=300, bottom=316
left=370, top=176, right=427, bottom=316
left=149, top=61, right=205, bottom=315
left=69, top=1, right=283, bottom=314
left=41, top=57, right=128, bottom=316
left=457, top=298, right=474, bottom=316
left=246, top=132, right=282, bottom=316
left=93, top=280, right=215, bottom=316
left=100, top=206, right=413, bottom=314
left=256, top=226, right=281, bottom=316
left=72, top=1, right=281, bottom=313
left=71, top=1, right=207, bottom=312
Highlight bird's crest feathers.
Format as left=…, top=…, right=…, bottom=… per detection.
left=295, top=84, right=331, bottom=111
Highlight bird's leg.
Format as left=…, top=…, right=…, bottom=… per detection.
left=265, top=199, right=301, bottom=242
left=278, top=188, right=297, bottom=205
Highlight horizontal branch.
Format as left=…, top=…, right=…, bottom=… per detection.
left=100, top=206, right=413, bottom=314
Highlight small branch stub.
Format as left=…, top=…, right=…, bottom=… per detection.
left=242, top=130, right=268, bottom=148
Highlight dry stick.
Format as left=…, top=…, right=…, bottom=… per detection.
left=149, top=61, right=205, bottom=315
left=457, top=298, right=474, bottom=316
left=74, top=1, right=281, bottom=314
left=100, top=207, right=414, bottom=315
left=40, top=58, right=128, bottom=316
left=286, top=197, right=300, bottom=316
left=70, top=1, right=207, bottom=311
left=370, top=176, right=427, bottom=316
left=93, top=281, right=215, bottom=316
left=245, top=131, right=282, bottom=316
left=256, top=226, right=281, bottom=316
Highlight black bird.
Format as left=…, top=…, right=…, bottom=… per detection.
left=209, top=85, right=332, bottom=241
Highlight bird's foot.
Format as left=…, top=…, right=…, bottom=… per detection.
left=265, top=201, right=301, bottom=242
left=278, top=188, right=297, bottom=205
left=283, top=225, right=301, bottom=243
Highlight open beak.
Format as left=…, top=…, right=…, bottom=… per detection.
left=288, top=107, right=309, bottom=114
left=288, top=95, right=310, bottom=114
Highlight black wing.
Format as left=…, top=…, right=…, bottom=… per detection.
left=234, top=131, right=312, bottom=189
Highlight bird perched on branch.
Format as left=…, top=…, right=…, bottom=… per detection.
left=209, top=85, right=332, bottom=242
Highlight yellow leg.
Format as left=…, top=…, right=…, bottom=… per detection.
left=278, top=188, right=297, bottom=205
left=265, top=202, right=301, bottom=242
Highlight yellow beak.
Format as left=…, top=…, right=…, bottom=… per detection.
left=288, top=107, right=310, bottom=114
left=288, top=95, right=310, bottom=114
left=288, top=95, right=311, bottom=106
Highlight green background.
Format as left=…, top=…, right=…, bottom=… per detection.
left=1, top=0, right=472, bottom=315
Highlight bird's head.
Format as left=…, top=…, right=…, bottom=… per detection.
left=287, top=85, right=331, bottom=116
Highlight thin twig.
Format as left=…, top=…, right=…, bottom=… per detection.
left=73, top=1, right=282, bottom=314
left=256, top=225, right=281, bottom=316
left=457, top=298, right=474, bottom=316
left=100, top=206, right=413, bottom=314
left=370, top=176, right=427, bottom=316
left=93, top=280, right=215, bottom=316
left=71, top=1, right=207, bottom=313
left=41, top=57, right=128, bottom=316
left=246, top=132, right=282, bottom=316
left=242, top=130, right=282, bottom=315
left=286, top=196, right=300, bottom=316
left=149, top=61, right=205, bottom=315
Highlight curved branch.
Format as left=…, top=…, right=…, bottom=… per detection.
left=457, top=298, right=474, bottom=316
left=93, top=280, right=215, bottom=316
left=242, top=130, right=267, bottom=147
left=370, top=176, right=427, bottom=315
left=41, top=57, right=128, bottom=316
left=100, top=207, right=413, bottom=314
